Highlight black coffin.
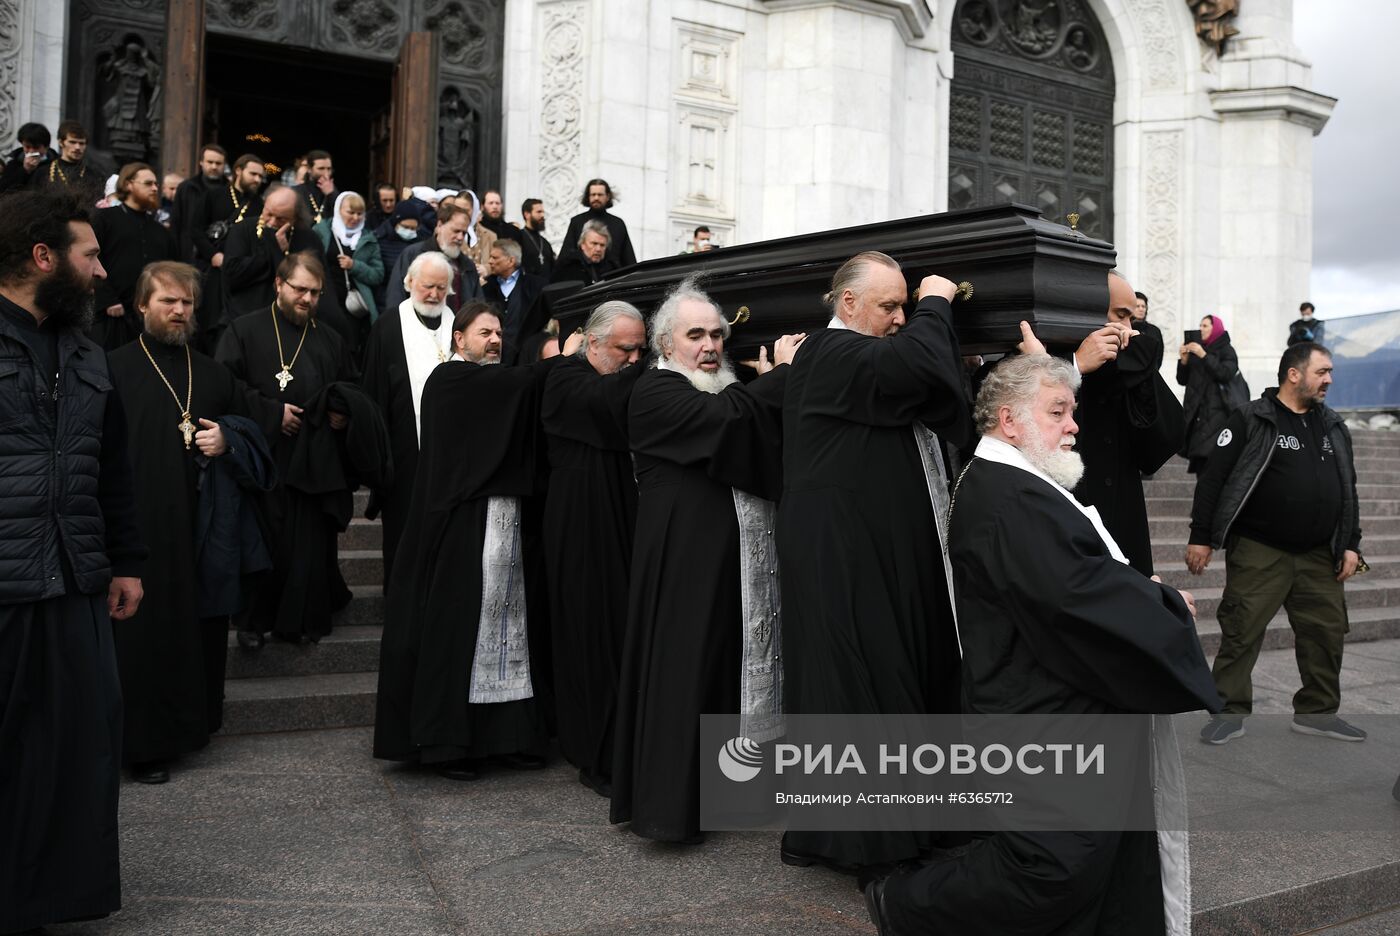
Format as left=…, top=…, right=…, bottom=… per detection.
left=550, top=203, right=1116, bottom=358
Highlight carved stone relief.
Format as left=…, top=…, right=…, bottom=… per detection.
left=537, top=0, right=587, bottom=243
left=1128, top=0, right=1185, bottom=91
left=1141, top=129, right=1183, bottom=338
left=96, top=34, right=161, bottom=162
left=0, top=0, right=21, bottom=148
left=954, top=0, right=1112, bottom=81
left=208, top=0, right=281, bottom=32
left=425, top=0, right=494, bottom=74
left=437, top=85, right=476, bottom=187
left=671, top=21, right=740, bottom=234
left=1185, top=0, right=1238, bottom=57
left=329, top=0, right=403, bottom=55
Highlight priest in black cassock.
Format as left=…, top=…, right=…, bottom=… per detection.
left=169, top=144, right=226, bottom=262
left=89, top=161, right=177, bottom=350
left=221, top=184, right=321, bottom=321
left=777, top=253, right=972, bottom=874
left=186, top=153, right=265, bottom=348
left=866, top=353, right=1221, bottom=936
left=541, top=300, right=648, bottom=795
left=215, top=252, right=363, bottom=645
left=374, top=305, right=583, bottom=780
left=610, top=280, right=803, bottom=843
left=557, top=178, right=637, bottom=269
left=107, top=261, right=274, bottom=784
left=361, top=251, right=458, bottom=591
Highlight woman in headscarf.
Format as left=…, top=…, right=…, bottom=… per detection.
left=1177, top=313, right=1241, bottom=473
left=315, top=191, right=385, bottom=361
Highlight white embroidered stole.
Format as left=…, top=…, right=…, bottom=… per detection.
left=468, top=496, right=535, bottom=704
left=732, top=489, right=783, bottom=742
left=397, top=299, right=454, bottom=444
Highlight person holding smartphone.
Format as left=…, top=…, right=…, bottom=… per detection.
left=0, top=122, right=57, bottom=194
left=1177, top=313, right=1240, bottom=473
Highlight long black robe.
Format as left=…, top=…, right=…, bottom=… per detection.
left=360, top=307, right=450, bottom=589
left=188, top=180, right=262, bottom=347
left=541, top=354, right=646, bottom=788
left=89, top=203, right=177, bottom=351
left=557, top=207, right=637, bottom=268
left=881, top=454, right=1220, bottom=936
left=610, top=366, right=787, bottom=842
left=170, top=173, right=220, bottom=264
left=373, top=357, right=560, bottom=763
left=107, top=339, right=249, bottom=762
left=220, top=217, right=322, bottom=321
left=214, top=308, right=358, bottom=640
left=777, top=297, right=972, bottom=869
left=1072, top=320, right=1181, bottom=576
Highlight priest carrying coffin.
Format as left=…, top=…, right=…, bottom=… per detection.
left=374, top=304, right=584, bottom=780
left=361, top=251, right=459, bottom=590
left=610, top=278, right=803, bottom=843
left=864, top=353, right=1221, bottom=936
left=778, top=252, right=973, bottom=874
left=540, top=300, right=649, bottom=796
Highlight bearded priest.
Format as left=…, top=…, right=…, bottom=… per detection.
left=610, top=278, right=804, bottom=843
left=361, top=251, right=458, bottom=590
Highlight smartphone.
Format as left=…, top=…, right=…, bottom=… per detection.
left=1184, top=329, right=1201, bottom=345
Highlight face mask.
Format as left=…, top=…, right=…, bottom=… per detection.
left=396, top=226, right=417, bottom=241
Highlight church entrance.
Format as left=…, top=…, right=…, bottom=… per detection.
left=947, top=0, right=1116, bottom=240
left=204, top=35, right=393, bottom=197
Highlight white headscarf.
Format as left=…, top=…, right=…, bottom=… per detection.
left=411, top=185, right=438, bottom=205
left=458, top=189, right=483, bottom=247
left=331, top=191, right=365, bottom=250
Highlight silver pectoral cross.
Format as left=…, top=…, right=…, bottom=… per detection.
left=275, top=367, right=294, bottom=392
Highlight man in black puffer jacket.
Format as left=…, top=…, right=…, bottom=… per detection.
left=0, top=190, right=147, bottom=934
left=1186, top=341, right=1364, bottom=746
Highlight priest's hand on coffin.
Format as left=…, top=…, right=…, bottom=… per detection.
left=328, top=410, right=348, bottom=431
left=561, top=329, right=585, bottom=356
left=105, top=303, right=124, bottom=319
left=1016, top=320, right=1047, bottom=356
left=1074, top=322, right=1136, bottom=374
left=915, top=274, right=958, bottom=303
left=281, top=403, right=304, bottom=437
left=194, top=418, right=227, bottom=456
left=772, top=332, right=806, bottom=367
left=1185, top=544, right=1213, bottom=575
left=108, top=576, right=143, bottom=621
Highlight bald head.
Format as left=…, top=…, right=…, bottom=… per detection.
left=259, top=186, right=299, bottom=230
left=1107, top=271, right=1136, bottom=325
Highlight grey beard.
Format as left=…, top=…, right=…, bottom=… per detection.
left=663, top=356, right=738, bottom=394
left=1021, top=427, right=1085, bottom=490
left=439, top=242, right=462, bottom=259
left=413, top=301, right=446, bottom=321
left=147, top=324, right=191, bottom=347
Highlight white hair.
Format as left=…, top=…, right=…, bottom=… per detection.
left=650, top=275, right=727, bottom=359
left=581, top=301, right=644, bottom=353
left=974, top=353, right=1080, bottom=435
left=404, top=250, right=456, bottom=295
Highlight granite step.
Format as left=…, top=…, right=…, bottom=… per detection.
left=340, top=584, right=385, bottom=626
left=1192, top=605, right=1400, bottom=656
left=1141, top=480, right=1400, bottom=500
left=1145, top=497, right=1400, bottom=518
left=1156, top=556, right=1400, bottom=590
left=1150, top=534, right=1400, bottom=567
left=337, top=517, right=382, bottom=551
left=1144, top=456, right=1398, bottom=477
left=338, top=549, right=384, bottom=588
left=225, top=625, right=382, bottom=679
left=1150, top=515, right=1400, bottom=540
left=1188, top=577, right=1400, bottom=620
left=220, top=671, right=377, bottom=735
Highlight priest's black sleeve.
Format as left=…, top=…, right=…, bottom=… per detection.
left=1187, top=407, right=1248, bottom=547
left=815, top=296, right=970, bottom=445
left=975, top=482, right=1221, bottom=713
left=541, top=356, right=646, bottom=449
left=97, top=380, right=147, bottom=578
left=90, top=210, right=120, bottom=313
left=222, top=229, right=277, bottom=294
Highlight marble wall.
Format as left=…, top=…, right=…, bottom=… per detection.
left=0, top=0, right=65, bottom=150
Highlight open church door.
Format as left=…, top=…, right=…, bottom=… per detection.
left=388, top=32, right=440, bottom=191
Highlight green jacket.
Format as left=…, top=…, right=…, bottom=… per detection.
left=313, top=221, right=385, bottom=321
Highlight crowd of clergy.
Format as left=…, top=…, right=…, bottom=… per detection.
left=7, top=129, right=1327, bottom=936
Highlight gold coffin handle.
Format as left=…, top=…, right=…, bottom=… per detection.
left=728, top=306, right=750, bottom=327
left=914, top=281, right=974, bottom=302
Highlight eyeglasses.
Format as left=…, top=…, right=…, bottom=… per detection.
left=283, top=283, right=323, bottom=299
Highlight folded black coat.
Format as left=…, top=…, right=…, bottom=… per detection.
left=286, top=380, right=394, bottom=527
left=195, top=414, right=278, bottom=618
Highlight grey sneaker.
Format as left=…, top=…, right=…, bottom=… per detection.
left=1291, top=715, right=1367, bottom=742
left=1200, top=717, right=1245, bottom=745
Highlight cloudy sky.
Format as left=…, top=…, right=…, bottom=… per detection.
left=1296, top=0, right=1400, bottom=318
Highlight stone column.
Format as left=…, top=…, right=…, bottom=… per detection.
left=1210, top=0, right=1334, bottom=389
left=0, top=0, right=66, bottom=148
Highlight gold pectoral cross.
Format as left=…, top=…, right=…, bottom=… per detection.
left=275, top=367, right=294, bottom=392
left=179, top=413, right=196, bottom=450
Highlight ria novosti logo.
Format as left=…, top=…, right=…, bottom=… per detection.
left=718, top=737, right=763, bottom=782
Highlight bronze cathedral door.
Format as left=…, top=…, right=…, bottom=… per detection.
left=948, top=0, right=1116, bottom=240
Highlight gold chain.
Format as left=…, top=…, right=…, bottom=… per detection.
left=49, top=160, right=86, bottom=185
left=230, top=182, right=250, bottom=224
left=138, top=335, right=197, bottom=449
left=271, top=303, right=309, bottom=392
left=307, top=189, right=324, bottom=223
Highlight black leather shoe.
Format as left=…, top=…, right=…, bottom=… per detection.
left=235, top=629, right=264, bottom=650
left=780, top=846, right=860, bottom=876
left=436, top=761, right=480, bottom=782
left=131, top=761, right=170, bottom=784
left=497, top=753, right=547, bottom=771
left=864, top=877, right=896, bottom=935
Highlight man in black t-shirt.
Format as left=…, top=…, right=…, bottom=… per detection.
left=1186, top=342, right=1363, bottom=745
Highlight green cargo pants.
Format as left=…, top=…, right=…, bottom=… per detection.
left=1212, top=535, right=1349, bottom=716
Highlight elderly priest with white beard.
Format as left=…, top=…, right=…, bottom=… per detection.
left=610, top=278, right=804, bottom=843
left=361, top=251, right=458, bottom=590
left=864, top=352, right=1222, bottom=936
left=374, top=304, right=584, bottom=780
